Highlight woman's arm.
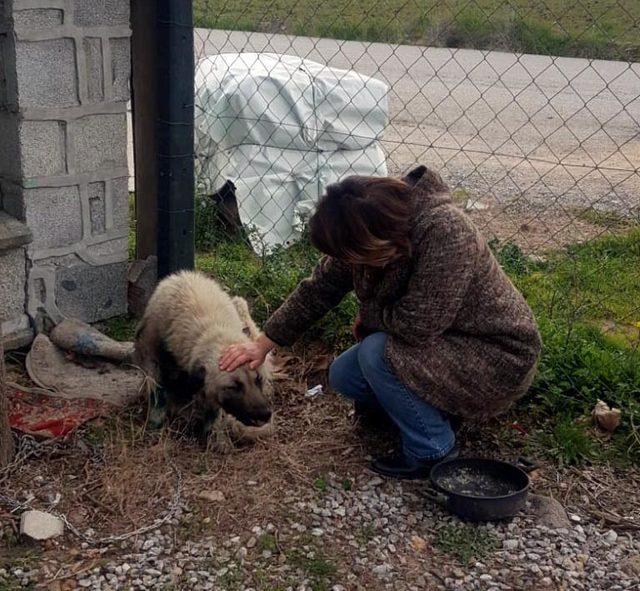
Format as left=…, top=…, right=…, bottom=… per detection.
left=220, top=256, right=353, bottom=371
left=383, top=211, right=478, bottom=341
left=263, top=255, right=354, bottom=346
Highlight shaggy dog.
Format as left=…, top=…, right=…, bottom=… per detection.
left=135, top=271, right=273, bottom=442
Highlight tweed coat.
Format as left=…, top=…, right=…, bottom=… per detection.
left=264, top=166, right=542, bottom=418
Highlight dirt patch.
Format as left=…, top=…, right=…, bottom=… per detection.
left=1, top=346, right=639, bottom=589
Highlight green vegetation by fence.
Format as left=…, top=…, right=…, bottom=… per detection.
left=194, top=0, right=640, bottom=61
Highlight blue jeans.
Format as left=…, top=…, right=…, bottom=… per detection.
left=329, top=332, right=455, bottom=461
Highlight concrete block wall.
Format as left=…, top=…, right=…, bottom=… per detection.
left=0, top=0, right=131, bottom=345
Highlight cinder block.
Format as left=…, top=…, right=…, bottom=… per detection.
left=25, top=186, right=82, bottom=250
left=88, top=181, right=105, bottom=234
left=19, top=120, right=65, bottom=178
left=15, top=39, right=78, bottom=107
left=110, top=176, right=129, bottom=232
left=0, top=247, right=26, bottom=321
left=13, top=9, right=63, bottom=31
left=74, top=0, right=129, bottom=27
left=55, top=260, right=127, bottom=322
left=86, top=235, right=127, bottom=259
left=74, top=113, right=127, bottom=173
left=109, top=37, right=130, bottom=102
left=83, top=37, right=103, bottom=103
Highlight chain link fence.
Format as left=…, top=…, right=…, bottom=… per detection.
left=192, top=0, right=639, bottom=253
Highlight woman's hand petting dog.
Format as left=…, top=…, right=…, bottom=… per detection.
left=219, top=333, right=276, bottom=371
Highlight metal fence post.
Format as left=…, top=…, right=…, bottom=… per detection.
left=156, top=0, right=195, bottom=278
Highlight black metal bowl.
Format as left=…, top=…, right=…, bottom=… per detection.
left=426, top=458, right=530, bottom=522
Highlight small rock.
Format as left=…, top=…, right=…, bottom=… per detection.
left=604, top=530, right=618, bottom=544
left=570, top=514, right=581, bottom=523
left=369, top=477, right=383, bottom=487
left=465, top=199, right=490, bottom=211
left=479, top=574, right=493, bottom=582
left=503, top=539, right=519, bottom=551
left=372, top=564, right=390, bottom=577
left=527, top=495, right=570, bottom=529
left=247, top=537, right=257, bottom=548
left=20, top=510, right=64, bottom=540
left=311, top=528, right=324, bottom=537
left=332, top=586, right=346, bottom=591
left=620, top=555, right=640, bottom=577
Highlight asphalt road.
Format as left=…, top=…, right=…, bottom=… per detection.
left=130, top=30, right=640, bottom=217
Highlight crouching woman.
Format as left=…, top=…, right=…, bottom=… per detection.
left=220, top=165, right=542, bottom=479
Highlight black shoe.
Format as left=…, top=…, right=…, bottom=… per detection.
left=371, top=447, right=459, bottom=480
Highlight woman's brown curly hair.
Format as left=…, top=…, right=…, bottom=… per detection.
left=309, top=176, right=413, bottom=266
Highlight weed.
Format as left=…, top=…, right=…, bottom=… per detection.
left=313, top=477, right=327, bottom=492
left=435, top=523, right=499, bottom=564
left=100, top=315, right=138, bottom=342
left=287, top=546, right=337, bottom=591
left=217, top=566, right=243, bottom=589
left=529, top=418, right=597, bottom=467
left=356, top=524, right=376, bottom=545
left=258, top=533, right=278, bottom=553
left=573, top=207, right=635, bottom=230
left=451, top=188, right=469, bottom=205
left=341, top=478, right=352, bottom=491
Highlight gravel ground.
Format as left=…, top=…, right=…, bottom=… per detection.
left=5, top=471, right=640, bottom=591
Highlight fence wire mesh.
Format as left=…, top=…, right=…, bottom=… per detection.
left=190, top=0, right=640, bottom=415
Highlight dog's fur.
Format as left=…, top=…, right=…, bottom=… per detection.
left=135, top=271, right=272, bottom=438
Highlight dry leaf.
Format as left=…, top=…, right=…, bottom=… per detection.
left=310, top=354, right=332, bottom=372
left=410, top=535, right=427, bottom=552
left=592, top=400, right=622, bottom=433
left=270, top=352, right=298, bottom=380
left=197, top=490, right=225, bottom=503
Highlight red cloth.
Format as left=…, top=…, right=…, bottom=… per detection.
left=8, top=388, right=110, bottom=438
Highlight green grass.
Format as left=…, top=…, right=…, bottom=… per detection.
left=492, top=230, right=640, bottom=463
left=435, top=524, right=499, bottom=564
left=101, top=314, right=137, bottom=342
left=193, top=0, right=640, bottom=61
left=527, top=418, right=597, bottom=467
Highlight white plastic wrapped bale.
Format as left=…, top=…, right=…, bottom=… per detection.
left=195, top=53, right=389, bottom=251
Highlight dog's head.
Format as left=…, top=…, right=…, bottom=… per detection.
left=193, top=362, right=272, bottom=427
